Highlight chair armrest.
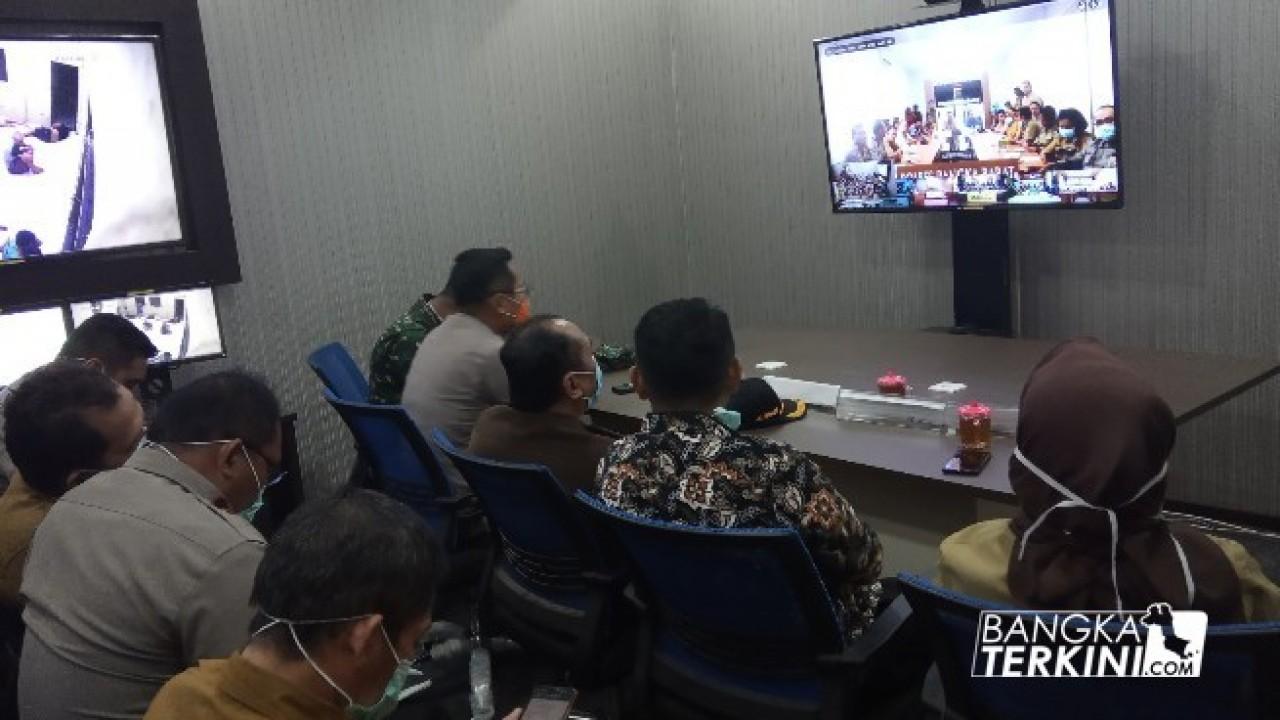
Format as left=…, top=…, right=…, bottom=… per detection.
left=817, top=595, right=913, bottom=668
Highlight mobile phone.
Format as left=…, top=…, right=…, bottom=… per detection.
left=522, top=685, right=578, bottom=720
left=611, top=382, right=635, bottom=395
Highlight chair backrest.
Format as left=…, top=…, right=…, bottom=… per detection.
left=898, top=573, right=1280, bottom=720
left=433, top=430, right=609, bottom=585
left=308, top=342, right=370, bottom=402
left=574, top=491, right=844, bottom=671
left=322, top=390, right=452, bottom=520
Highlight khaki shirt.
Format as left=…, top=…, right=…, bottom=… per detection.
left=0, top=472, right=54, bottom=606
left=145, top=654, right=344, bottom=720
left=19, top=445, right=266, bottom=719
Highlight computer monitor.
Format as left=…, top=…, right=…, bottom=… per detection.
left=0, top=305, right=68, bottom=387
left=815, top=0, right=1121, bottom=212
left=69, top=286, right=225, bottom=366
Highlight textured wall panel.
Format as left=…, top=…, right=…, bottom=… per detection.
left=669, top=1, right=956, bottom=332
left=190, top=0, right=684, bottom=493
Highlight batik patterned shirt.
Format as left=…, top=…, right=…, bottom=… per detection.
left=595, top=412, right=883, bottom=639
left=368, top=294, right=443, bottom=405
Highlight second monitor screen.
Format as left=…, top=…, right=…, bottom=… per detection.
left=70, top=288, right=223, bottom=365
left=0, top=38, right=181, bottom=261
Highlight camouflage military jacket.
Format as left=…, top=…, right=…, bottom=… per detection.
left=368, top=294, right=443, bottom=404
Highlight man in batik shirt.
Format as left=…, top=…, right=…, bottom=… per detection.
left=595, top=298, right=883, bottom=639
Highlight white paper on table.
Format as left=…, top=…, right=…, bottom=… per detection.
left=763, top=376, right=841, bottom=407
left=755, top=361, right=788, bottom=371
left=928, top=381, right=968, bottom=394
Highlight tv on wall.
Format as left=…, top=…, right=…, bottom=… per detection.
left=815, top=0, right=1121, bottom=213
left=0, top=0, right=239, bottom=308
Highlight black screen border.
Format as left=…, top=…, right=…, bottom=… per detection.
left=0, top=0, right=239, bottom=307
left=813, top=0, right=1124, bottom=215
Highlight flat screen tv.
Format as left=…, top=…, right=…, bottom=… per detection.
left=814, top=0, right=1121, bottom=213
left=0, top=0, right=238, bottom=308
left=0, top=305, right=67, bottom=387
left=69, top=286, right=225, bottom=367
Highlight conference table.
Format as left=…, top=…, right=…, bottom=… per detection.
left=589, top=329, right=1280, bottom=573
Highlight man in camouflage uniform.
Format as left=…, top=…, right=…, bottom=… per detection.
left=367, top=291, right=456, bottom=404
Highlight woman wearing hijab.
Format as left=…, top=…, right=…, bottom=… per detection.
left=938, top=338, right=1280, bottom=622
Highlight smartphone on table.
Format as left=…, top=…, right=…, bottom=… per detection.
left=522, top=685, right=578, bottom=720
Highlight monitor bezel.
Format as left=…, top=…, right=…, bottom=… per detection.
left=812, top=0, right=1123, bottom=215
left=0, top=0, right=240, bottom=307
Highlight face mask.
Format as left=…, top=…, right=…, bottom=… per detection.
left=713, top=408, right=742, bottom=432
left=1059, top=128, right=1076, bottom=140
left=498, top=294, right=532, bottom=324
left=257, top=613, right=413, bottom=720
left=1095, top=124, right=1116, bottom=142
left=567, top=360, right=604, bottom=410
left=150, top=439, right=284, bottom=520
left=1014, top=447, right=1193, bottom=610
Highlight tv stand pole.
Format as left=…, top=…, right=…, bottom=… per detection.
left=951, top=210, right=1014, bottom=337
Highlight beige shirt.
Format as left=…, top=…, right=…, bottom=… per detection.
left=402, top=312, right=509, bottom=446
left=19, top=445, right=266, bottom=719
left=0, top=472, right=54, bottom=607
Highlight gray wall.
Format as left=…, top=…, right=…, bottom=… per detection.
left=193, top=0, right=685, bottom=489
left=194, top=0, right=1279, bottom=514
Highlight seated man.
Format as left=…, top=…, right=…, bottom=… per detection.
left=6, top=144, right=41, bottom=175
left=0, top=362, right=145, bottom=607
left=469, top=315, right=611, bottom=494
left=0, top=313, right=157, bottom=492
left=403, top=247, right=530, bottom=446
left=1081, top=104, right=1118, bottom=169
left=938, top=339, right=1280, bottom=622
left=18, top=371, right=280, bottom=719
left=368, top=284, right=456, bottom=405
left=595, top=298, right=884, bottom=639
left=145, top=489, right=521, bottom=720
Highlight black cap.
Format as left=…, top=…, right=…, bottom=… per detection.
left=726, top=377, right=808, bottom=430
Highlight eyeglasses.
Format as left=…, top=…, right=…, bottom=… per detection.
left=493, top=284, right=531, bottom=298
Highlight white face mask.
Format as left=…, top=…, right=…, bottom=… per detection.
left=1014, top=447, right=1195, bottom=611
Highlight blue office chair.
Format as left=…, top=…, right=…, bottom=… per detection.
left=307, top=342, right=371, bottom=402
left=431, top=431, right=633, bottom=687
left=322, top=389, right=471, bottom=547
left=898, top=573, right=1280, bottom=720
left=575, top=491, right=913, bottom=719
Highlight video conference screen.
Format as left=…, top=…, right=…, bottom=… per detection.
left=0, top=38, right=181, bottom=261
left=70, top=287, right=224, bottom=366
left=815, top=0, right=1120, bottom=212
left=0, top=306, right=67, bottom=387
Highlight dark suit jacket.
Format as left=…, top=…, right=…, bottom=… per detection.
left=467, top=406, right=612, bottom=495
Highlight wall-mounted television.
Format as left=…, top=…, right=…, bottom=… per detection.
left=0, top=0, right=238, bottom=308
left=0, top=305, right=67, bottom=387
left=69, top=286, right=225, bottom=367
left=815, top=0, right=1121, bottom=213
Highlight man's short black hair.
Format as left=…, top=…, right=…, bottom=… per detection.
left=1018, top=106, right=1033, bottom=121
left=60, top=314, right=158, bottom=372
left=4, top=361, right=122, bottom=497
left=444, top=248, right=515, bottom=307
left=500, top=315, right=587, bottom=413
left=148, top=370, right=281, bottom=451
left=250, top=488, right=442, bottom=653
left=634, top=298, right=735, bottom=403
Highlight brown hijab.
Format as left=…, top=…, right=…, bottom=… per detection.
left=1008, top=338, right=1244, bottom=622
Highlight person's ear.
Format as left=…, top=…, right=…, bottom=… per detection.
left=724, top=358, right=743, bottom=396
left=344, top=614, right=385, bottom=659
left=561, top=372, right=581, bottom=402
left=631, top=366, right=648, bottom=401
left=217, top=438, right=245, bottom=477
